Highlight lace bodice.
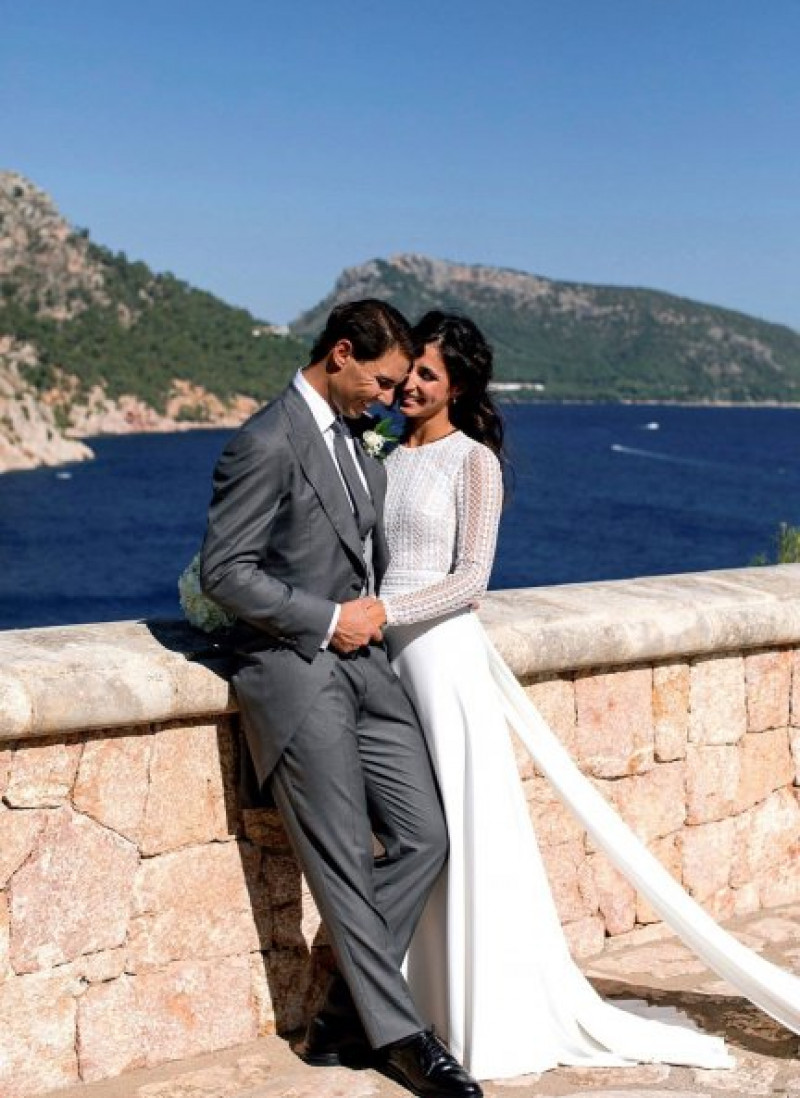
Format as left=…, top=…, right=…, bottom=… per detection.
left=381, top=432, right=503, bottom=625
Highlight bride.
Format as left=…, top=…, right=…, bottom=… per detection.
left=371, top=310, right=800, bottom=1080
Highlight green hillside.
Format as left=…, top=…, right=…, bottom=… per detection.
left=292, top=255, right=800, bottom=403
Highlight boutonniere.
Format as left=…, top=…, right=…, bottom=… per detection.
left=360, top=416, right=399, bottom=460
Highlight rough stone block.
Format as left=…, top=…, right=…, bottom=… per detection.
left=249, top=951, right=277, bottom=1035
left=140, top=722, right=231, bottom=856
left=635, top=833, right=682, bottom=925
left=78, top=956, right=257, bottom=1081
left=263, top=948, right=313, bottom=1033
left=732, top=881, right=761, bottom=917
left=72, top=730, right=152, bottom=843
left=792, top=728, right=800, bottom=785
left=523, top=674, right=576, bottom=753
left=700, top=885, right=736, bottom=923
left=0, top=745, right=11, bottom=796
left=653, top=661, right=689, bottom=761
left=574, top=667, right=654, bottom=778
left=759, top=864, right=800, bottom=907
left=731, top=787, right=800, bottom=887
left=745, top=649, right=793, bottom=732
left=0, top=892, right=9, bottom=979
left=540, top=839, right=596, bottom=923
left=587, top=852, right=636, bottom=935
left=9, top=805, right=139, bottom=973
left=792, top=649, right=800, bottom=727
left=0, top=804, right=48, bottom=888
left=689, top=654, right=747, bottom=745
left=129, top=841, right=260, bottom=971
left=0, top=970, right=80, bottom=1095
left=562, top=914, right=605, bottom=958
left=77, top=976, right=143, bottom=1082
left=736, top=727, right=795, bottom=813
left=242, top=808, right=292, bottom=851
left=600, top=762, right=686, bottom=843
left=4, top=739, right=83, bottom=807
left=685, top=744, right=740, bottom=825
left=525, top=775, right=586, bottom=849
left=681, top=816, right=735, bottom=900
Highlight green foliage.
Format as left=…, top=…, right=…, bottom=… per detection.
left=752, top=523, right=800, bottom=566
left=0, top=240, right=309, bottom=411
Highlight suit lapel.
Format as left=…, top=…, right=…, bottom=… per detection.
left=281, top=386, right=365, bottom=566
left=355, top=440, right=389, bottom=582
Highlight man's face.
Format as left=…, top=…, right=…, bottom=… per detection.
left=328, top=342, right=410, bottom=418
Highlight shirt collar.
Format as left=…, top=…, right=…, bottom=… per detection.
left=292, top=369, right=336, bottom=435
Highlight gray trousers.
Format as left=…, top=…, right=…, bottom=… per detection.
left=270, top=644, right=447, bottom=1048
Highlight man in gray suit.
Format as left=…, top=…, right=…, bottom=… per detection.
left=201, top=300, right=481, bottom=1098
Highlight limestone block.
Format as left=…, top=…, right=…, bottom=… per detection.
left=688, top=654, right=746, bottom=745
left=574, top=667, right=654, bottom=778
left=78, top=955, right=257, bottom=1081
left=0, top=969, right=80, bottom=1095
left=140, top=722, right=231, bottom=856
left=587, top=852, right=636, bottom=935
left=72, top=730, right=152, bottom=842
left=525, top=775, right=586, bottom=849
left=0, top=804, right=48, bottom=887
left=792, top=649, right=800, bottom=726
left=681, top=816, right=735, bottom=900
left=0, top=671, right=33, bottom=740
left=636, top=833, right=682, bottom=925
left=9, top=806, right=139, bottom=973
left=652, top=661, right=689, bottom=761
left=77, top=976, right=143, bottom=1082
left=129, top=841, right=260, bottom=971
left=562, top=914, right=605, bottom=958
left=600, top=762, right=686, bottom=843
left=523, top=674, right=576, bottom=753
left=685, top=745, right=741, bottom=825
left=731, top=787, right=800, bottom=887
left=540, top=839, right=597, bottom=923
left=759, top=863, right=800, bottom=907
left=735, top=727, right=794, bottom=813
left=4, top=738, right=82, bottom=807
left=745, top=649, right=793, bottom=732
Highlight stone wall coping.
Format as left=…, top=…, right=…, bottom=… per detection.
left=1, top=564, right=799, bottom=742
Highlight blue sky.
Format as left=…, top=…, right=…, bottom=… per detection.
left=3, top=0, right=799, bottom=328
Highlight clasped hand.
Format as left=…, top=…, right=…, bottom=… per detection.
left=330, top=597, right=386, bottom=654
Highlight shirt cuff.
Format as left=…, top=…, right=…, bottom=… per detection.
left=321, top=604, right=341, bottom=649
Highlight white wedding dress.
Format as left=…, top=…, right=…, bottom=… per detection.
left=380, top=431, right=800, bottom=1080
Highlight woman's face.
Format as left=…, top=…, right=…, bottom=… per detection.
left=397, top=342, right=456, bottom=422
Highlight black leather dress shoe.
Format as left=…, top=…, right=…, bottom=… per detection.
left=293, top=1013, right=374, bottom=1068
left=381, top=1029, right=483, bottom=1098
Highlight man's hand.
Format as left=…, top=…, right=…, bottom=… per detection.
left=330, top=597, right=387, bottom=654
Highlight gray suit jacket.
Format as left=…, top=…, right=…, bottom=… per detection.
left=200, top=384, right=390, bottom=784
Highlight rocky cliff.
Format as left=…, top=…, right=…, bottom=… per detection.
left=0, top=172, right=298, bottom=473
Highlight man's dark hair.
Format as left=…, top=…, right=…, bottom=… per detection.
left=309, top=299, right=414, bottom=364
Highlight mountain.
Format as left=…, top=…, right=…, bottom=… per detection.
left=0, top=171, right=307, bottom=470
left=291, top=255, right=800, bottom=403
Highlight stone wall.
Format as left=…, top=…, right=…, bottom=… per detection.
left=2, top=565, right=800, bottom=1096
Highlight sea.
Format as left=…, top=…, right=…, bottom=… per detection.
left=1, top=403, right=798, bottom=631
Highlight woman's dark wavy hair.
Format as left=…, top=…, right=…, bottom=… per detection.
left=411, top=311, right=505, bottom=459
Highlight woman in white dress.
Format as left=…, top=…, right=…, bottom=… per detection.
left=371, top=311, right=800, bottom=1080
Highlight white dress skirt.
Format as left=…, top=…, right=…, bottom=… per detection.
left=380, top=432, right=800, bottom=1080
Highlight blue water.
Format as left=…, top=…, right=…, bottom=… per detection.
left=1, top=404, right=798, bottom=630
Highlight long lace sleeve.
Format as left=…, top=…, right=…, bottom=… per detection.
left=383, top=444, right=503, bottom=625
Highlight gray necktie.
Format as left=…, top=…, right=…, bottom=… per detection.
left=331, top=420, right=376, bottom=540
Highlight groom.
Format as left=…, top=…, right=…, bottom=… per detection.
left=200, top=299, right=482, bottom=1098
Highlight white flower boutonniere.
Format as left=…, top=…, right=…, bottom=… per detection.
left=178, top=551, right=236, bottom=633
left=361, top=417, right=399, bottom=460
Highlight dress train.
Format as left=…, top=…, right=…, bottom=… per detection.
left=389, top=611, right=800, bottom=1080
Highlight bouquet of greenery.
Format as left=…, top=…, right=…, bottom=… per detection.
left=178, top=552, right=235, bottom=633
